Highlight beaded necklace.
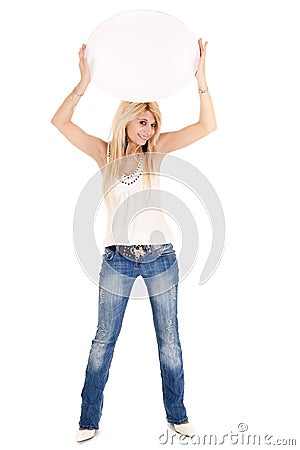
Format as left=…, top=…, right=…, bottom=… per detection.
left=107, top=145, right=144, bottom=185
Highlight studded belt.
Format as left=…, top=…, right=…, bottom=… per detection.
left=107, top=244, right=153, bottom=260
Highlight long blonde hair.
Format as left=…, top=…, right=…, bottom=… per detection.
left=102, top=101, right=163, bottom=211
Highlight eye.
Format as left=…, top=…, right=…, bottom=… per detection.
left=139, top=120, right=157, bottom=128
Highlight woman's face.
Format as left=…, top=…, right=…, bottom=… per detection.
left=126, top=110, right=158, bottom=146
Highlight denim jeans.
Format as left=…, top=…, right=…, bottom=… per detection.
left=79, top=243, right=188, bottom=429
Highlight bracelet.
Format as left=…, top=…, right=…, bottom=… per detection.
left=70, top=87, right=84, bottom=111
left=72, top=87, right=85, bottom=96
left=198, top=87, right=208, bottom=94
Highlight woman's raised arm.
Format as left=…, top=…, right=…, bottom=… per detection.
left=51, top=44, right=107, bottom=165
left=156, top=38, right=217, bottom=154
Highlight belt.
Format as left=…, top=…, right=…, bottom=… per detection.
left=107, top=244, right=153, bottom=260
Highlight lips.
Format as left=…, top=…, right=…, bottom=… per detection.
left=138, top=134, right=149, bottom=140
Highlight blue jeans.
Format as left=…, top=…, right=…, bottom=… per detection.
left=79, top=243, right=188, bottom=429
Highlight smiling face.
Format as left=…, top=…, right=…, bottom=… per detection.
left=126, top=110, right=158, bottom=146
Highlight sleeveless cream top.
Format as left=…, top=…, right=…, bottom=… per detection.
left=102, top=144, right=174, bottom=247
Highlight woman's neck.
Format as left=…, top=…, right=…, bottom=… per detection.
left=125, top=142, right=141, bottom=155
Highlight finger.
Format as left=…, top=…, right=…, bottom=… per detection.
left=79, top=48, right=86, bottom=59
left=81, top=44, right=87, bottom=59
left=200, top=41, right=208, bottom=57
left=79, top=44, right=86, bottom=54
left=198, top=38, right=205, bottom=53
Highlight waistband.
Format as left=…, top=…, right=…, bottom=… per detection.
left=107, top=244, right=166, bottom=251
left=106, top=243, right=172, bottom=261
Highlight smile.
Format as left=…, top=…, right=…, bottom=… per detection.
left=138, top=134, right=149, bottom=140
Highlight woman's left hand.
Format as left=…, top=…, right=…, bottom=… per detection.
left=195, top=38, right=208, bottom=82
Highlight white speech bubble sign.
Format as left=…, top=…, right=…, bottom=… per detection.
left=86, top=10, right=199, bottom=101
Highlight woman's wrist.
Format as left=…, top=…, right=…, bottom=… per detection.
left=70, top=82, right=88, bottom=111
left=196, top=80, right=208, bottom=91
left=196, top=72, right=208, bottom=94
left=195, top=70, right=207, bottom=89
left=76, top=80, right=89, bottom=95
left=198, top=86, right=208, bottom=94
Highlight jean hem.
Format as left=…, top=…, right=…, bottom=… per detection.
left=168, top=417, right=189, bottom=426
left=78, top=424, right=99, bottom=430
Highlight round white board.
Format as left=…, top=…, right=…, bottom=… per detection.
left=86, top=10, right=199, bottom=102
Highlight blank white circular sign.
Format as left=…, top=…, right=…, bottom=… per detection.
left=86, top=10, right=199, bottom=102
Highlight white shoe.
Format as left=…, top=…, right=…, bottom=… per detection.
left=76, top=429, right=96, bottom=442
left=174, top=422, right=195, bottom=437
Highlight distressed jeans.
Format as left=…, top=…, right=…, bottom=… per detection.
left=79, top=243, right=188, bottom=430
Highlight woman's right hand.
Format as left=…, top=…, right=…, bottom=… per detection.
left=78, top=44, right=91, bottom=87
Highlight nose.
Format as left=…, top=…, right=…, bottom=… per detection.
left=145, top=124, right=153, bottom=135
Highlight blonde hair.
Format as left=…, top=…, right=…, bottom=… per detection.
left=102, top=101, right=163, bottom=212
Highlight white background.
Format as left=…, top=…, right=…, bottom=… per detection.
left=1, top=0, right=299, bottom=449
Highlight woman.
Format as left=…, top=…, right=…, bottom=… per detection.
left=51, top=38, right=216, bottom=442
